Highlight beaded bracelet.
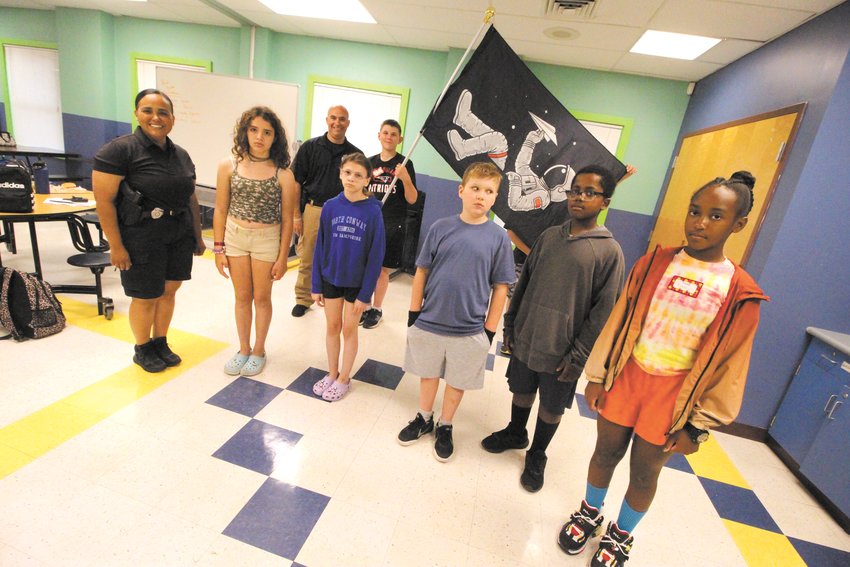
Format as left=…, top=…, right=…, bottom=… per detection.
left=213, top=247, right=226, bottom=255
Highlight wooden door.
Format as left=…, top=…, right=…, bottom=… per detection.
left=648, top=104, right=805, bottom=264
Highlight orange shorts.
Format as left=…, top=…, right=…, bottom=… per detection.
left=598, top=357, right=687, bottom=446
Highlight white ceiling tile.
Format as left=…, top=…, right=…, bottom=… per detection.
left=614, top=52, right=723, bottom=81
left=723, top=0, right=844, bottom=11
left=383, top=26, right=473, bottom=51
left=239, top=10, right=309, bottom=34
left=509, top=39, right=623, bottom=70
left=496, top=14, right=645, bottom=51
left=698, top=38, right=763, bottom=65
left=649, top=0, right=816, bottom=41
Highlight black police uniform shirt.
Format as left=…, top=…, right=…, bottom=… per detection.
left=93, top=127, right=196, bottom=211
left=291, top=134, right=361, bottom=206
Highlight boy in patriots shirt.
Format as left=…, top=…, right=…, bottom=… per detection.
left=311, top=153, right=385, bottom=402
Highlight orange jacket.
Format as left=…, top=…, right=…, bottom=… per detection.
left=583, top=246, right=769, bottom=432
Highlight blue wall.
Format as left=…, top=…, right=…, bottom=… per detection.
left=672, top=2, right=850, bottom=428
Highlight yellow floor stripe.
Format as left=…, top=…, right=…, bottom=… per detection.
left=0, top=296, right=228, bottom=480
left=686, top=435, right=750, bottom=488
left=722, top=520, right=807, bottom=567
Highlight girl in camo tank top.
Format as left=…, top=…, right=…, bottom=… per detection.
left=213, top=106, right=297, bottom=378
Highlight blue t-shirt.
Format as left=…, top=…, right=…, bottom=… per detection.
left=415, top=215, right=515, bottom=336
left=312, top=193, right=385, bottom=303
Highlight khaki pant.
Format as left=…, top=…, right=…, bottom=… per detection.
left=294, top=203, right=322, bottom=306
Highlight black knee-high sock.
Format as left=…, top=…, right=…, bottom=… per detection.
left=529, top=416, right=560, bottom=453
left=507, top=403, right=532, bottom=436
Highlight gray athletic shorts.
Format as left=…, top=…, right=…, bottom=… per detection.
left=404, top=325, right=490, bottom=390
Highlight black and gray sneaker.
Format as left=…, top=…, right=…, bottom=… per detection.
left=590, top=522, right=633, bottom=567
left=481, top=425, right=529, bottom=453
left=398, top=412, right=434, bottom=445
left=433, top=423, right=454, bottom=462
left=557, top=500, right=604, bottom=555
left=362, top=308, right=383, bottom=329
left=152, top=336, right=181, bottom=367
left=133, top=340, right=167, bottom=373
left=520, top=450, right=547, bottom=492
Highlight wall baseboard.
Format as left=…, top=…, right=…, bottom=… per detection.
left=714, top=421, right=767, bottom=442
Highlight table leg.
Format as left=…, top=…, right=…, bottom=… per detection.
left=27, top=220, right=42, bottom=277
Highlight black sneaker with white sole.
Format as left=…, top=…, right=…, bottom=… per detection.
left=558, top=500, right=604, bottom=555
left=398, top=413, right=434, bottom=445
left=433, top=423, right=454, bottom=462
left=362, top=308, right=383, bottom=329
left=590, top=522, right=633, bottom=567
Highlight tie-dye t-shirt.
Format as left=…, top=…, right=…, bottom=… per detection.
left=632, top=250, right=735, bottom=375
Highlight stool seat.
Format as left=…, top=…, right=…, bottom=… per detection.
left=67, top=252, right=111, bottom=270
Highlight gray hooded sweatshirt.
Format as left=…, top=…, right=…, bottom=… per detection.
left=504, top=220, right=625, bottom=377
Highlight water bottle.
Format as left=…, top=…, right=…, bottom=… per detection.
left=32, top=160, right=50, bottom=194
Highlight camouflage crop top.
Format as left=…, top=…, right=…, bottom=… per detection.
left=228, top=162, right=282, bottom=224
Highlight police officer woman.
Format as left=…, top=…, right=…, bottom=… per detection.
left=92, top=89, right=205, bottom=372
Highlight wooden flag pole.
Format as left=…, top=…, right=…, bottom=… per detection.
left=381, top=7, right=495, bottom=204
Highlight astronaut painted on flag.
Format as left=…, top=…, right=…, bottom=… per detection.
left=424, top=27, right=625, bottom=248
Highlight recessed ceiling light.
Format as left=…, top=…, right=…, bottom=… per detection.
left=258, top=0, right=376, bottom=24
left=544, top=27, right=580, bottom=41
left=630, top=30, right=721, bottom=60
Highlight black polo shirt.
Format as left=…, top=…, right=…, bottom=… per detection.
left=292, top=134, right=361, bottom=205
left=93, top=127, right=196, bottom=210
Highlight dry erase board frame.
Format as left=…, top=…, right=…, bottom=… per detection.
left=305, top=75, right=410, bottom=158
left=156, top=67, right=299, bottom=188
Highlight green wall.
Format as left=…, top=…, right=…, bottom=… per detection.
left=0, top=6, right=690, bottom=215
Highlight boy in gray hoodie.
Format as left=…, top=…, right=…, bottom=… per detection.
left=482, top=165, right=625, bottom=492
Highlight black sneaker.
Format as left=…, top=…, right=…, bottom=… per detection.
left=557, top=500, right=604, bottom=555
left=362, top=308, right=382, bottom=329
left=499, top=341, right=512, bottom=356
left=481, top=426, right=529, bottom=453
left=152, top=336, right=181, bottom=367
left=520, top=450, right=547, bottom=493
left=359, top=310, right=368, bottom=326
left=590, top=522, right=633, bottom=567
left=397, top=413, right=434, bottom=445
left=291, top=304, right=308, bottom=317
left=133, top=340, right=167, bottom=373
left=433, top=423, right=454, bottom=462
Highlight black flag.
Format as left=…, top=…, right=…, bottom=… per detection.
left=423, top=26, right=626, bottom=247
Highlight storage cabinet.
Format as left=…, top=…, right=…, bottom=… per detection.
left=768, top=329, right=850, bottom=530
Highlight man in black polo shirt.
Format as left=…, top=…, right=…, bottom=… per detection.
left=291, top=105, right=362, bottom=316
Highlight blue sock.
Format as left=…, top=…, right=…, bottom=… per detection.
left=615, top=500, right=646, bottom=534
left=584, top=482, right=608, bottom=510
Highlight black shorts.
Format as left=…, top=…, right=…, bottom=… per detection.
left=321, top=278, right=360, bottom=303
left=506, top=356, right=578, bottom=415
left=382, top=221, right=405, bottom=269
left=120, top=218, right=195, bottom=299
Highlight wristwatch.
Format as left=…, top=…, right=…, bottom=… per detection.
left=683, top=422, right=709, bottom=444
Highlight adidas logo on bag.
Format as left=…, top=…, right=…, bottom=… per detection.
left=0, top=181, right=26, bottom=189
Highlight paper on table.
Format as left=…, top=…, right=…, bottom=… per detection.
left=44, top=198, right=95, bottom=206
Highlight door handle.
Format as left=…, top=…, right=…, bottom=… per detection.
left=823, top=394, right=838, bottom=414
left=826, top=400, right=843, bottom=420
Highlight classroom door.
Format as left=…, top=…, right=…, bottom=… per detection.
left=647, top=104, right=805, bottom=264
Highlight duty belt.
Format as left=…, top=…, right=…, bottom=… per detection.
left=142, top=207, right=183, bottom=220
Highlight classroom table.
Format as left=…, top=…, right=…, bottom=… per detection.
left=0, top=192, right=96, bottom=277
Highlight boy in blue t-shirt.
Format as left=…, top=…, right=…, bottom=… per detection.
left=398, top=162, right=516, bottom=461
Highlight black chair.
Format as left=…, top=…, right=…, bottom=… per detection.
left=64, top=214, right=114, bottom=319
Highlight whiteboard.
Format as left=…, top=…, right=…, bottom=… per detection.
left=156, top=68, right=298, bottom=188
left=309, top=83, right=403, bottom=158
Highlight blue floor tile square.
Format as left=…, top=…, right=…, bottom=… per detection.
left=352, top=358, right=404, bottom=390
left=664, top=452, right=694, bottom=474
left=486, top=353, right=495, bottom=371
left=699, top=477, right=781, bottom=533
left=789, top=536, right=850, bottom=567
left=206, top=377, right=284, bottom=418
left=574, top=393, right=598, bottom=420
left=286, top=367, right=329, bottom=400
left=213, top=419, right=302, bottom=476
left=223, top=477, right=329, bottom=560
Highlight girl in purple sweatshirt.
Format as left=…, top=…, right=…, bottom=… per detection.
left=311, top=153, right=385, bottom=401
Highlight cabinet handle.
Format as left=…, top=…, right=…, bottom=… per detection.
left=820, top=353, right=837, bottom=365
left=826, top=400, right=843, bottom=420
left=823, top=394, right=838, bottom=413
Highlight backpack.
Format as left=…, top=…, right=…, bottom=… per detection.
left=0, top=158, right=34, bottom=213
left=0, top=267, right=66, bottom=341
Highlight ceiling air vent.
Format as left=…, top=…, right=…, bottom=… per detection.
left=546, top=0, right=598, bottom=18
